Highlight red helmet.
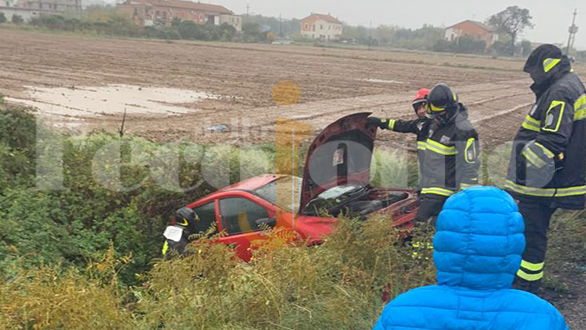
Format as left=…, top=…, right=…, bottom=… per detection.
left=412, top=88, right=430, bottom=111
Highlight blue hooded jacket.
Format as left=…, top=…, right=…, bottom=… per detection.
left=374, top=186, right=568, bottom=330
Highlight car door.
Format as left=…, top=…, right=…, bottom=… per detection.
left=216, top=193, right=277, bottom=261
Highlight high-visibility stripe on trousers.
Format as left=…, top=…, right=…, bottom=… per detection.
left=517, top=260, right=544, bottom=281
left=515, top=200, right=557, bottom=286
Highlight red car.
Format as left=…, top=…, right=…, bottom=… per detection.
left=173, top=113, right=418, bottom=261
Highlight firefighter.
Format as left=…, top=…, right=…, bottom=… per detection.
left=369, top=88, right=431, bottom=176
left=162, top=207, right=199, bottom=258
left=369, top=84, right=480, bottom=222
left=505, top=44, right=586, bottom=292
left=369, top=84, right=480, bottom=223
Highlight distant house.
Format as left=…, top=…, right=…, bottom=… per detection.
left=0, top=0, right=81, bottom=22
left=117, top=0, right=241, bottom=31
left=300, top=13, right=342, bottom=41
left=444, top=20, right=497, bottom=47
left=16, top=0, right=81, bottom=13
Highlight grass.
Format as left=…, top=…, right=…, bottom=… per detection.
left=0, top=218, right=436, bottom=329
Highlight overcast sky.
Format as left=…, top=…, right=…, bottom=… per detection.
left=206, top=0, right=585, bottom=50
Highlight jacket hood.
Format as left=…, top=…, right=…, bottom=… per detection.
left=524, top=44, right=572, bottom=91
left=433, top=186, right=525, bottom=290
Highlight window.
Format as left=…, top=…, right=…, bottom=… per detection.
left=253, top=176, right=302, bottom=213
left=193, top=202, right=217, bottom=233
left=219, top=198, right=269, bottom=235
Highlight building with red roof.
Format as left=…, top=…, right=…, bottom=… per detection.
left=300, top=13, right=343, bottom=41
left=444, top=20, right=498, bottom=48
left=117, top=0, right=241, bottom=31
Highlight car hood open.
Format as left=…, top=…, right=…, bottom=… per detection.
left=299, top=112, right=377, bottom=212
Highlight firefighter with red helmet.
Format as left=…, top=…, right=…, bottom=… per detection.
left=369, top=88, right=432, bottom=177
left=369, top=85, right=480, bottom=223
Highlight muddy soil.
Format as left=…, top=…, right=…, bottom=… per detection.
left=0, top=28, right=543, bottom=149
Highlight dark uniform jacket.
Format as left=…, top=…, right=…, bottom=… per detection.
left=506, top=63, right=586, bottom=209
left=386, top=105, right=480, bottom=197
left=386, top=117, right=431, bottom=187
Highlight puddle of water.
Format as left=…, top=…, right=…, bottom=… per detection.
left=362, top=79, right=405, bottom=84
left=5, top=84, right=221, bottom=118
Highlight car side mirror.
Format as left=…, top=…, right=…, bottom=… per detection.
left=255, top=217, right=276, bottom=228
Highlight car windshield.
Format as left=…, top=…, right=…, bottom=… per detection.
left=253, top=176, right=303, bottom=213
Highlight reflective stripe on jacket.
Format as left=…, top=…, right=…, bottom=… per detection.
left=506, top=70, right=586, bottom=209
left=386, top=110, right=479, bottom=196
left=417, top=105, right=479, bottom=196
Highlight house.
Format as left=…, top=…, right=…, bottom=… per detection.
left=16, top=0, right=81, bottom=13
left=300, top=13, right=342, bottom=41
left=444, top=20, right=497, bottom=47
left=0, top=0, right=81, bottom=22
left=117, top=0, right=241, bottom=31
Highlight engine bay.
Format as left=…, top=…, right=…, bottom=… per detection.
left=302, top=184, right=409, bottom=218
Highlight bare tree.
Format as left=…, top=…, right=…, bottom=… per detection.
left=488, top=6, right=534, bottom=56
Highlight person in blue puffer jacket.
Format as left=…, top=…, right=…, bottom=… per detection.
left=374, top=186, right=568, bottom=330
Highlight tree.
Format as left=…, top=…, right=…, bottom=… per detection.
left=432, top=36, right=486, bottom=55
left=0, top=13, right=6, bottom=24
left=520, top=40, right=533, bottom=57
left=488, top=6, right=534, bottom=56
left=217, top=23, right=236, bottom=41
left=170, top=17, right=181, bottom=27
left=175, top=20, right=204, bottom=40
left=242, top=22, right=265, bottom=42
left=11, top=14, right=24, bottom=24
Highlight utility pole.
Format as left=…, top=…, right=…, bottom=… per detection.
left=368, top=20, right=372, bottom=50
left=566, top=9, right=578, bottom=55
left=246, top=3, right=250, bottom=16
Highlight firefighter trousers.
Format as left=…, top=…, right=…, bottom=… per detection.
left=515, top=199, right=557, bottom=289
left=415, top=194, right=448, bottom=225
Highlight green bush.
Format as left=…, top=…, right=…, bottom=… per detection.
left=370, top=148, right=418, bottom=188
left=433, top=35, right=487, bottom=54
left=0, top=105, right=37, bottom=189
left=138, top=217, right=434, bottom=328
left=11, top=14, right=24, bottom=24
left=175, top=20, right=205, bottom=40
left=0, top=248, right=135, bottom=328
left=0, top=106, right=212, bottom=283
left=25, top=12, right=239, bottom=42
left=0, top=217, right=435, bottom=329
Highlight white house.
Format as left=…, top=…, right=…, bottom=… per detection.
left=300, top=13, right=343, bottom=41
